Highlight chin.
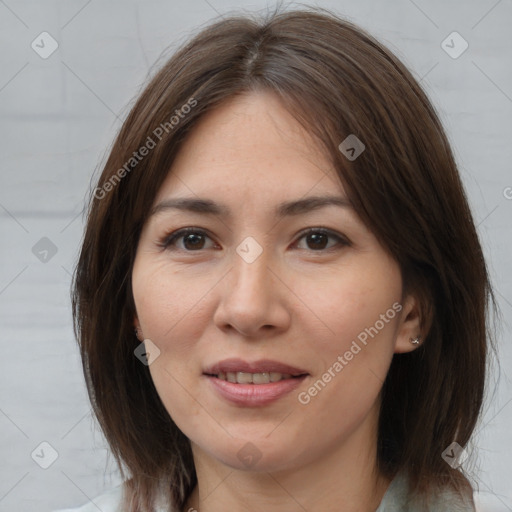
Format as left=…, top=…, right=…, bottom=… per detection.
left=193, top=433, right=301, bottom=472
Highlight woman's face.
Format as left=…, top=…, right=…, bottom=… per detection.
left=132, top=91, right=419, bottom=473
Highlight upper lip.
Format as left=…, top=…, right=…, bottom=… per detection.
left=203, top=358, right=309, bottom=377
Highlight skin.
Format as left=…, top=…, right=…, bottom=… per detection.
left=132, top=90, right=422, bottom=512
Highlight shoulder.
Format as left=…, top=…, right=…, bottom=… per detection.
left=376, top=470, right=476, bottom=512
left=52, top=484, right=123, bottom=512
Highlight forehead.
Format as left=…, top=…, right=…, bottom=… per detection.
left=153, top=90, right=344, bottom=202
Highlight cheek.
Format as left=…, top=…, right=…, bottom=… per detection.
left=132, top=260, right=215, bottom=355
left=291, top=257, right=402, bottom=421
left=293, top=259, right=402, bottom=353
left=293, top=296, right=400, bottom=448
left=132, top=260, right=217, bottom=425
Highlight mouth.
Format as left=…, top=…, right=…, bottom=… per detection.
left=203, top=358, right=309, bottom=406
left=203, top=358, right=309, bottom=383
left=204, top=371, right=306, bottom=384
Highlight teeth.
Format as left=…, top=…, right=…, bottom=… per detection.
left=216, top=371, right=294, bottom=384
left=270, top=372, right=284, bottom=382
left=237, top=371, right=254, bottom=384
left=253, top=372, right=270, bottom=384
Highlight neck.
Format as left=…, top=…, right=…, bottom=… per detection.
left=183, top=406, right=391, bottom=512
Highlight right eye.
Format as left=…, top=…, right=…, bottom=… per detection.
left=158, top=228, right=217, bottom=251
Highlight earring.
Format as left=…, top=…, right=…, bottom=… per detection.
left=134, top=327, right=142, bottom=340
left=410, top=336, right=421, bottom=345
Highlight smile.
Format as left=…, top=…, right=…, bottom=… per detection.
left=210, top=371, right=303, bottom=384
left=202, top=358, right=309, bottom=406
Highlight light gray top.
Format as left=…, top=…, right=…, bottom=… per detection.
left=375, top=470, right=476, bottom=511
left=53, top=470, right=476, bottom=512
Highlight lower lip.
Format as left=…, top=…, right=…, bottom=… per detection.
left=205, top=374, right=308, bottom=406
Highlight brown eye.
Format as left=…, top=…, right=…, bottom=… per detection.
left=181, top=232, right=206, bottom=250
left=305, top=232, right=329, bottom=250
left=295, top=228, right=349, bottom=251
left=160, top=228, right=215, bottom=251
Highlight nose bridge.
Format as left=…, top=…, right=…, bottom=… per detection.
left=230, top=244, right=272, bottom=306
left=214, top=241, right=287, bottom=336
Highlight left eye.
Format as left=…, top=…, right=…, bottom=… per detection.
left=159, top=227, right=348, bottom=252
left=295, top=228, right=348, bottom=251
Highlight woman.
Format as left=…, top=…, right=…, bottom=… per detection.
left=58, top=6, right=496, bottom=512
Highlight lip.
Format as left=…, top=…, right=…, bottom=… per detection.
left=203, top=358, right=309, bottom=407
left=203, top=358, right=308, bottom=376
left=205, top=374, right=308, bottom=406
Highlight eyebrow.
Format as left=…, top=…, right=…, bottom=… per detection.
left=149, top=195, right=353, bottom=219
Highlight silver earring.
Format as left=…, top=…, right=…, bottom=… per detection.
left=134, top=327, right=141, bottom=339
left=410, top=336, right=421, bottom=345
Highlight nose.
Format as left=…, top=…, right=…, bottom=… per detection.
left=213, top=249, right=291, bottom=338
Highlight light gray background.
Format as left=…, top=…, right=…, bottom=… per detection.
left=0, top=1, right=510, bottom=511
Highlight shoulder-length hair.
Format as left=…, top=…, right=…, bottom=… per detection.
left=71, top=5, right=497, bottom=511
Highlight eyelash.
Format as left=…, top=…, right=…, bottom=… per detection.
left=157, top=227, right=350, bottom=252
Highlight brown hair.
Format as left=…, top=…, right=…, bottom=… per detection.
left=71, top=5, right=498, bottom=511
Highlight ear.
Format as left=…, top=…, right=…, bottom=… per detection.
left=394, top=293, right=424, bottom=354
left=133, top=314, right=143, bottom=341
